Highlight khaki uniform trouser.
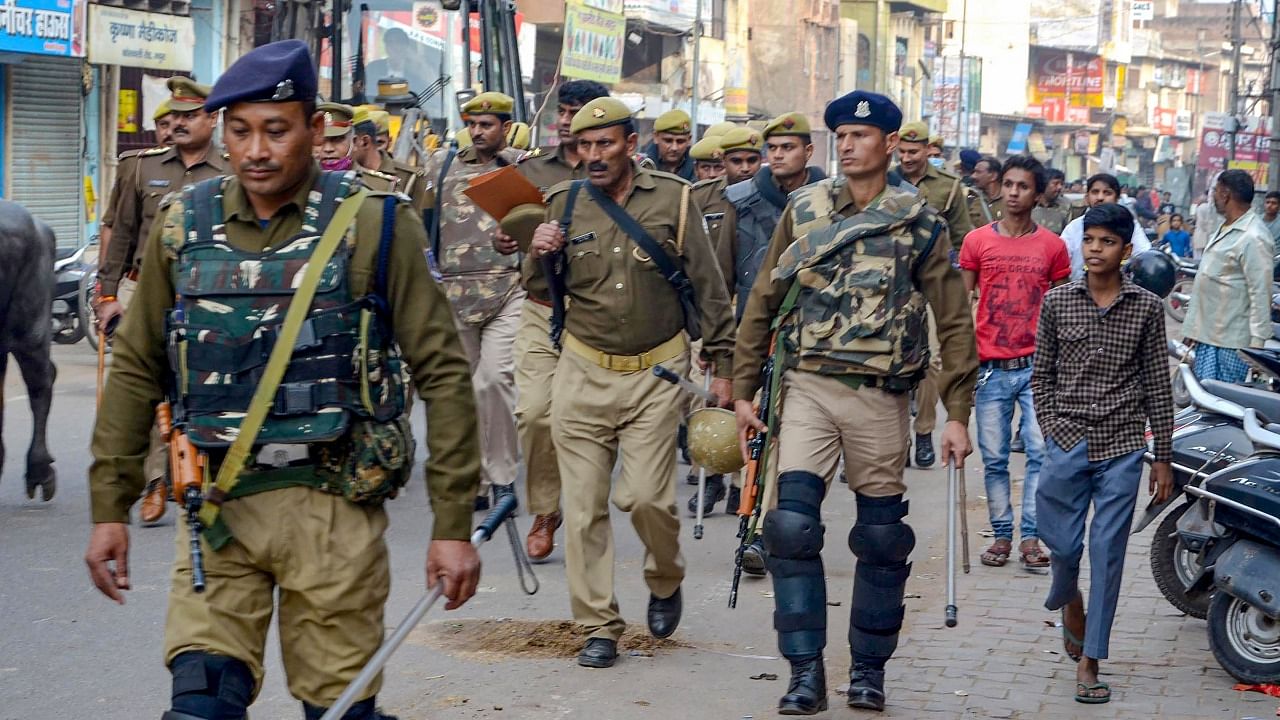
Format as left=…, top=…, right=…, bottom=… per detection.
left=118, top=275, right=167, bottom=484
left=552, top=345, right=689, bottom=641
left=164, top=486, right=390, bottom=707
left=912, top=307, right=944, bottom=435
left=514, top=300, right=562, bottom=516
left=455, top=288, right=525, bottom=495
left=777, top=371, right=910, bottom=497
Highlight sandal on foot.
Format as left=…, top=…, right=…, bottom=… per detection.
left=1074, top=681, right=1110, bottom=704
left=1060, top=609, right=1084, bottom=662
left=981, top=539, right=1012, bottom=567
left=1020, top=540, right=1051, bottom=569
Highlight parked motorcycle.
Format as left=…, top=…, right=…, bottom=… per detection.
left=1140, top=364, right=1255, bottom=618
left=1176, top=409, right=1280, bottom=683
left=51, top=241, right=97, bottom=345
left=1161, top=245, right=1197, bottom=323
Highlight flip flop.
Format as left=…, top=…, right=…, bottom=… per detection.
left=1021, top=542, right=1051, bottom=570
left=1075, top=681, right=1110, bottom=704
left=981, top=539, right=1012, bottom=567
left=1061, top=609, right=1084, bottom=662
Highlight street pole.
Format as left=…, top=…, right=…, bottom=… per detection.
left=1268, top=1, right=1280, bottom=190
left=1229, top=0, right=1243, bottom=162
left=690, top=0, right=703, bottom=143
left=959, top=0, right=968, bottom=149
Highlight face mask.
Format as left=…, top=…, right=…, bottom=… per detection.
left=928, top=157, right=944, bottom=169
left=320, top=155, right=354, bottom=171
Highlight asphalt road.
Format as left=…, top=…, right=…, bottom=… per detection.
left=1, top=339, right=1251, bottom=719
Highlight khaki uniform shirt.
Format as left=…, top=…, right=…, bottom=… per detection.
left=967, top=188, right=1003, bottom=230
left=517, top=145, right=588, bottom=302
left=906, top=164, right=973, bottom=249
left=692, top=176, right=729, bottom=246
left=1032, top=194, right=1072, bottom=235
left=421, top=144, right=526, bottom=324
left=99, top=146, right=227, bottom=296
left=377, top=150, right=430, bottom=213
left=101, top=150, right=148, bottom=229
left=733, top=181, right=978, bottom=422
left=88, top=165, right=481, bottom=541
left=541, top=166, right=736, bottom=376
left=357, top=163, right=400, bottom=193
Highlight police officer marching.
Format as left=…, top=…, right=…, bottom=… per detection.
left=315, top=101, right=400, bottom=192
left=83, top=40, right=483, bottom=719
left=733, top=91, right=978, bottom=714
left=494, top=78, right=611, bottom=561
left=421, top=91, right=527, bottom=510
left=894, top=120, right=975, bottom=469
left=527, top=97, right=736, bottom=669
left=642, top=108, right=696, bottom=181
left=96, top=76, right=228, bottom=525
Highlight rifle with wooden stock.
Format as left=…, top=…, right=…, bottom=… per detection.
left=729, top=335, right=779, bottom=609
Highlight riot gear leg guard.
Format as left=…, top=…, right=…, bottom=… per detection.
left=303, top=698, right=398, bottom=720
left=763, top=470, right=828, bottom=715
left=167, top=652, right=253, bottom=720
left=846, top=493, right=915, bottom=711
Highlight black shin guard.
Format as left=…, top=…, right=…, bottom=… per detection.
left=168, top=652, right=253, bottom=720
left=763, top=470, right=827, bottom=660
left=847, top=493, right=915, bottom=669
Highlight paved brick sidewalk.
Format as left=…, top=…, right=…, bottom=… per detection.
left=883, top=470, right=1275, bottom=720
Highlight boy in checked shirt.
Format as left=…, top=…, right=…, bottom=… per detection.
left=1030, top=203, right=1175, bottom=705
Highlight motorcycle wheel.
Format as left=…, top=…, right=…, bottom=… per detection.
left=52, top=315, right=84, bottom=345
left=80, top=272, right=104, bottom=352
left=1149, top=502, right=1211, bottom=619
left=1164, top=277, right=1193, bottom=323
left=1170, top=364, right=1191, bottom=408
left=1208, top=591, right=1280, bottom=683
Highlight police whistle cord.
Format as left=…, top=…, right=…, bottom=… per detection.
left=501, top=496, right=540, bottom=595
left=321, top=494, right=518, bottom=720
left=652, top=365, right=717, bottom=404
left=692, top=371, right=713, bottom=541
left=945, top=460, right=958, bottom=628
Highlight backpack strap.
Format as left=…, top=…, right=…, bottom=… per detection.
left=371, top=195, right=398, bottom=317
left=545, top=180, right=584, bottom=350
left=187, top=177, right=222, bottom=247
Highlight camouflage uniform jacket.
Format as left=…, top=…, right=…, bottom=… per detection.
left=732, top=180, right=978, bottom=423
left=421, top=144, right=527, bottom=325
left=1032, top=194, right=1072, bottom=235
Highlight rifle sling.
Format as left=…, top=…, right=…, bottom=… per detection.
left=429, top=145, right=457, bottom=259
left=196, top=188, right=370, bottom=539
left=546, top=180, right=584, bottom=350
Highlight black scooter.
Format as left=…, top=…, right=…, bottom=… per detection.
left=51, top=241, right=96, bottom=345
left=1176, top=409, right=1280, bottom=683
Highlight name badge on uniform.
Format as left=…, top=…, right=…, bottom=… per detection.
left=148, top=179, right=171, bottom=188
left=570, top=232, right=596, bottom=245
left=704, top=212, right=725, bottom=222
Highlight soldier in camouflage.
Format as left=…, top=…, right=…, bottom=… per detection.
left=894, top=121, right=974, bottom=469
left=422, top=91, right=527, bottom=509
left=733, top=91, right=978, bottom=714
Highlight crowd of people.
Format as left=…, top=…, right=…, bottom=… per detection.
left=80, top=38, right=1279, bottom=719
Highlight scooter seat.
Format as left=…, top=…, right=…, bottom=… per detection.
left=1203, top=379, right=1280, bottom=424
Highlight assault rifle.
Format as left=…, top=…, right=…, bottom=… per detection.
left=729, top=336, right=777, bottom=609
left=156, top=400, right=207, bottom=593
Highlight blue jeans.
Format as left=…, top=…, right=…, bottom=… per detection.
left=1036, top=437, right=1144, bottom=660
left=975, top=365, right=1045, bottom=541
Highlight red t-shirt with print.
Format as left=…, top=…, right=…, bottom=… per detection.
left=958, top=222, right=1070, bottom=361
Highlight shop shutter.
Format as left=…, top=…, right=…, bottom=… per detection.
left=9, top=57, right=84, bottom=248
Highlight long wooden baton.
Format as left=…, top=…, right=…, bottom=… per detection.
left=958, top=465, right=971, bottom=574
left=320, top=494, right=518, bottom=720
left=945, top=459, right=958, bottom=628
left=95, top=331, right=106, bottom=410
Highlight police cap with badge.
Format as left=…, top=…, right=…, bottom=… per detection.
left=653, top=108, right=692, bottom=135
left=823, top=90, right=902, bottom=134
left=570, top=97, right=634, bottom=134
left=690, top=137, right=723, bottom=162
left=317, top=101, right=355, bottom=138
left=204, top=39, right=319, bottom=113
left=460, top=91, right=514, bottom=120
left=763, top=112, right=812, bottom=139
left=719, top=127, right=763, bottom=155
left=167, top=76, right=212, bottom=113
left=898, top=121, right=929, bottom=145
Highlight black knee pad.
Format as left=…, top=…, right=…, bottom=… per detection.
left=169, top=652, right=253, bottom=720
left=303, top=698, right=379, bottom=720
left=775, top=470, right=825, bottom=516
left=848, top=494, right=915, bottom=565
left=764, top=472, right=829, bottom=660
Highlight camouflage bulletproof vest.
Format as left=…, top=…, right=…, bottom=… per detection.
left=425, top=147, right=522, bottom=324
left=774, top=181, right=939, bottom=379
left=165, top=172, right=407, bottom=448
left=727, top=172, right=786, bottom=320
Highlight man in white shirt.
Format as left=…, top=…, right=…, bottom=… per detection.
left=1183, top=169, right=1277, bottom=383
left=1060, top=173, right=1151, bottom=281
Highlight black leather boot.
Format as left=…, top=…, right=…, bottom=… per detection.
left=846, top=664, right=887, bottom=711
left=777, top=655, right=828, bottom=715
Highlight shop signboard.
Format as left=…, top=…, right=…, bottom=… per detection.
left=562, top=0, right=623, bottom=84
left=1151, top=107, right=1176, bottom=136
left=88, top=4, right=192, bottom=71
left=1030, top=49, right=1104, bottom=109
left=0, top=0, right=85, bottom=57
left=1197, top=112, right=1271, bottom=175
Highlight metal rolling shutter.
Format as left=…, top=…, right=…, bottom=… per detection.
left=9, top=57, right=84, bottom=248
